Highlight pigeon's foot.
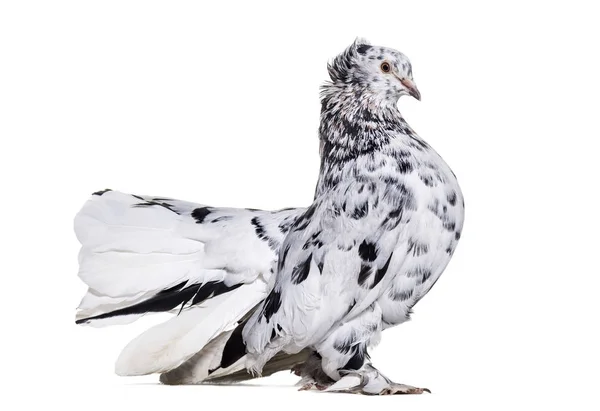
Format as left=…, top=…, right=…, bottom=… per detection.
left=292, top=347, right=429, bottom=394
left=297, top=381, right=329, bottom=391
left=325, top=364, right=430, bottom=395
left=380, top=383, right=431, bottom=395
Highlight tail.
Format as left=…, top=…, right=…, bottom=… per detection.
left=74, top=189, right=301, bottom=378
left=115, top=281, right=266, bottom=376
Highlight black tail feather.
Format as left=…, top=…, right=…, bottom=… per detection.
left=211, top=319, right=248, bottom=373
left=76, top=281, right=243, bottom=325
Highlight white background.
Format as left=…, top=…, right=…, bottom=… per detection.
left=1, top=1, right=599, bottom=410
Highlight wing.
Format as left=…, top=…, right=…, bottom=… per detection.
left=243, top=177, right=417, bottom=356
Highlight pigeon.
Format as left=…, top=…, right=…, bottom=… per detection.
left=75, top=38, right=464, bottom=395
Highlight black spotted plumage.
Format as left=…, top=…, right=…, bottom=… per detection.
left=358, top=263, right=372, bottom=286
left=396, top=159, right=413, bottom=174
left=260, top=289, right=282, bottom=323
left=303, top=231, right=324, bottom=250
left=210, top=216, right=232, bottom=223
left=292, top=204, right=316, bottom=232
left=419, top=174, right=435, bottom=187
left=389, top=288, right=413, bottom=302
left=133, top=200, right=180, bottom=214
left=217, top=320, right=247, bottom=371
left=279, top=243, right=291, bottom=270
left=358, top=240, right=377, bottom=262
left=278, top=216, right=296, bottom=234
left=343, top=347, right=369, bottom=371
left=372, top=253, right=393, bottom=288
left=447, top=191, right=457, bottom=206
left=406, top=266, right=432, bottom=282
left=291, top=253, right=313, bottom=284
left=251, top=216, right=279, bottom=250
left=75, top=39, right=464, bottom=395
left=191, top=207, right=212, bottom=223
left=92, top=188, right=112, bottom=196
left=238, top=40, right=463, bottom=394
left=351, top=202, right=368, bottom=219
left=407, top=239, right=429, bottom=256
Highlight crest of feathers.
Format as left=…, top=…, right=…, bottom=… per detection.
left=326, top=37, right=371, bottom=83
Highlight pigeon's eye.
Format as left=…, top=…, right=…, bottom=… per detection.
left=380, top=62, right=391, bottom=73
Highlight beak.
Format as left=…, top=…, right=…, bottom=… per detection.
left=398, top=77, right=421, bottom=101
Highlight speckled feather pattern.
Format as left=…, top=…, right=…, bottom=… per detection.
left=242, top=39, right=464, bottom=381
left=75, top=39, right=464, bottom=394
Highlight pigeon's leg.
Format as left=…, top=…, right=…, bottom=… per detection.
left=292, top=351, right=334, bottom=391
left=308, top=305, right=429, bottom=395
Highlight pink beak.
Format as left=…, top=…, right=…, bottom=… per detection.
left=398, top=77, right=421, bottom=101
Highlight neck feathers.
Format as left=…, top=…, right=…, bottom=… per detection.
left=319, top=84, right=404, bottom=162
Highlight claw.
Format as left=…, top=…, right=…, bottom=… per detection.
left=380, top=384, right=431, bottom=395
left=298, top=382, right=330, bottom=391
left=298, top=383, right=315, bottom=391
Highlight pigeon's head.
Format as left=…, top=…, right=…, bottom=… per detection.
left=326, top=39, right=420, bottom=102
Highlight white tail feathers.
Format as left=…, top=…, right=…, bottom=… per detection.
left=75, top=191, right=208, bottom=301
left=115, top=280, right=267, bottom=376
left=159, top=330, right=236, bottom=384
left=74, top=189, right=290, bottom=381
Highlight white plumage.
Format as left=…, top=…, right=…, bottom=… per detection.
left=115, top=280, right=267, bottom=376
left=75, top=39, right=464, bottom=395
left=75, top=189, right=300, bottom=378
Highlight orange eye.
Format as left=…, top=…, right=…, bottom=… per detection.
left=380, top=62, right=391, bottom=73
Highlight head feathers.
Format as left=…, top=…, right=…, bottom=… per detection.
left=327, top=38, right=371, bottom=83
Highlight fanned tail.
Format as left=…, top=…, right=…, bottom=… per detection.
left=74, top=189, right=302, bottom=379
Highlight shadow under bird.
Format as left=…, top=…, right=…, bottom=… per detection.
left=74, top=38, right=464, bottom=395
